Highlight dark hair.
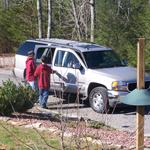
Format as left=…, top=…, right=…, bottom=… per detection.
left=41, top=55, right=47, bottom=63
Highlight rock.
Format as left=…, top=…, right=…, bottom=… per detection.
left=92, top=139, right=102, bottom=145
left=9, top=121, right=28, bottom=126
left=129, top=145, right=135, bottom=149
left=24, top=123, right=42, bottom=128
left=0, top=144, right=8, bottom=150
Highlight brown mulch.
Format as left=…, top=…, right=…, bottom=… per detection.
left=0, top=107, right=150, bottom=150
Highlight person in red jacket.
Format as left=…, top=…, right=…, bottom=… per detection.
left=26, top=50, right=36, bottom=90
left=34, top=55, right=56, bottom=109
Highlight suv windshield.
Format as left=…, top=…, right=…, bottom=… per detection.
left=83, top=50, right=126, bottom=69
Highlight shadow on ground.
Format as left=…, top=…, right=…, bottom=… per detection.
left=48, top=93, right=150, bottom=115
left=47, top=93, right=89, bottom=110
left=9, top=111, right=61, bottom=122
left=110, top=104, right=150, bottom=115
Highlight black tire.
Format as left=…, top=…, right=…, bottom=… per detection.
left=89, top=87, right=109, bottom=113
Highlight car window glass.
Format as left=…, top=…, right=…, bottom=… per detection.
left=36, top=48, right=46, bottom=59
left=83, top=50, right=125, bottom=69
left=36, top=48, right=46, bottom=64
left=76, top=51, right=83, bottom=62
left=54, top=50, right=65, bottom=67
left=45, top=48, right=52, bottom=64
left=44, top=48, right=56, bottom=64
left=63, top=52, right=79, bottom=68
left=16, top=41, right=46, bottom=56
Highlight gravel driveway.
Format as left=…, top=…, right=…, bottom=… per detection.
left=46, top=95, right=150, bottom=136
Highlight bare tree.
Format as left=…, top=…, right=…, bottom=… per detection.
left=37, top=0, right=43, bottom=38
left=71, top=0, right=81, bottom=41
left=90, top=0, right=95, bottom=42
left=47, top=0, right=52, bottom=38
left=32, top=0, right=92, bottom=41
left=2, top=0, right=9, bottom=9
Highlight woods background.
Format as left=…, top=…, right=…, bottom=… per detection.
left=1, top=0, right=150, bottom=69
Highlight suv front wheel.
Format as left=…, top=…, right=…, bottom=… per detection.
left=89, top=87, right=109, bottom=113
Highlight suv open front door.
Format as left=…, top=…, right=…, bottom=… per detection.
left=34, top=45, right=57, bottom=90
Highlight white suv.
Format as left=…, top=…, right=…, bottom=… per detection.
left=14, top=38, right=150, bottom=113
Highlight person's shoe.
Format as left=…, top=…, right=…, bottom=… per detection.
left=41, top=106, right=48, bottom=109
left=34, top=102, right=40, bottom=106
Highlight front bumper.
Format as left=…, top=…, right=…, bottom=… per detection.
left=108, top=90, right=129, bottom=107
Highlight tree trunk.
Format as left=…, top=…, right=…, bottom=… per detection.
left=37, top=0, right=43, bottom=38
left=90, top=0, right=95, bottom=42
left=47, top=0, right=52, bottom=38
left=71, top=0, right=81, bottom=41
left=2, top=0, right=9, bottom=9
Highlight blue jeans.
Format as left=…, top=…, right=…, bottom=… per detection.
left=39, top=89, right=49, bottom=108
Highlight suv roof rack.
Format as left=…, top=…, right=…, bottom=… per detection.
left=30, top=38, right=111, bottom=52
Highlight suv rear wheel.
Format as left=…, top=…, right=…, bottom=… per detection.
left=89, top=87, right=109, bottom=113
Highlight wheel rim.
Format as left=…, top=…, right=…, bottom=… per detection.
left=92, top=92, right=104, bottom=111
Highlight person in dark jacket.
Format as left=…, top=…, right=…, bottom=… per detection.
left=34, top=55, right=56, bottom=109
left=26, top=50, right=36, bottom=90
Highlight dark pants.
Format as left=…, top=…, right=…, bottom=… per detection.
left=39, top=88, right=49, bottom=108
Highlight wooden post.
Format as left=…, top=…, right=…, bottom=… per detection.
left=136, top=38, right=145, bottom=150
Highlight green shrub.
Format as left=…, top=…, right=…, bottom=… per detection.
left=0, top=80, right=38, bottom=116
left=18, top=83, right=38, bottom=110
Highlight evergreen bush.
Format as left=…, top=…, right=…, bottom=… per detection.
left=0, top=80, right=38, bottom=116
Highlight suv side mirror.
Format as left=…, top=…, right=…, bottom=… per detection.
left=72, top=63, right=82, bottom=70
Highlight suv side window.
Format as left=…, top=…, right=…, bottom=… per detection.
left=43, top=48, right=55, bottom=64
left=36, top=47, right=46, bottom=64
left=36, top=47, right=55, bottom=64
left=17, top=41, right=46, bottom=56
left=54, top=50, right=65, bottom=67
left=36, top=48, right=46, bottom=59
left=54, top=50, right=80, bottom=68
left=63, top=52, right=79, bottom=68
